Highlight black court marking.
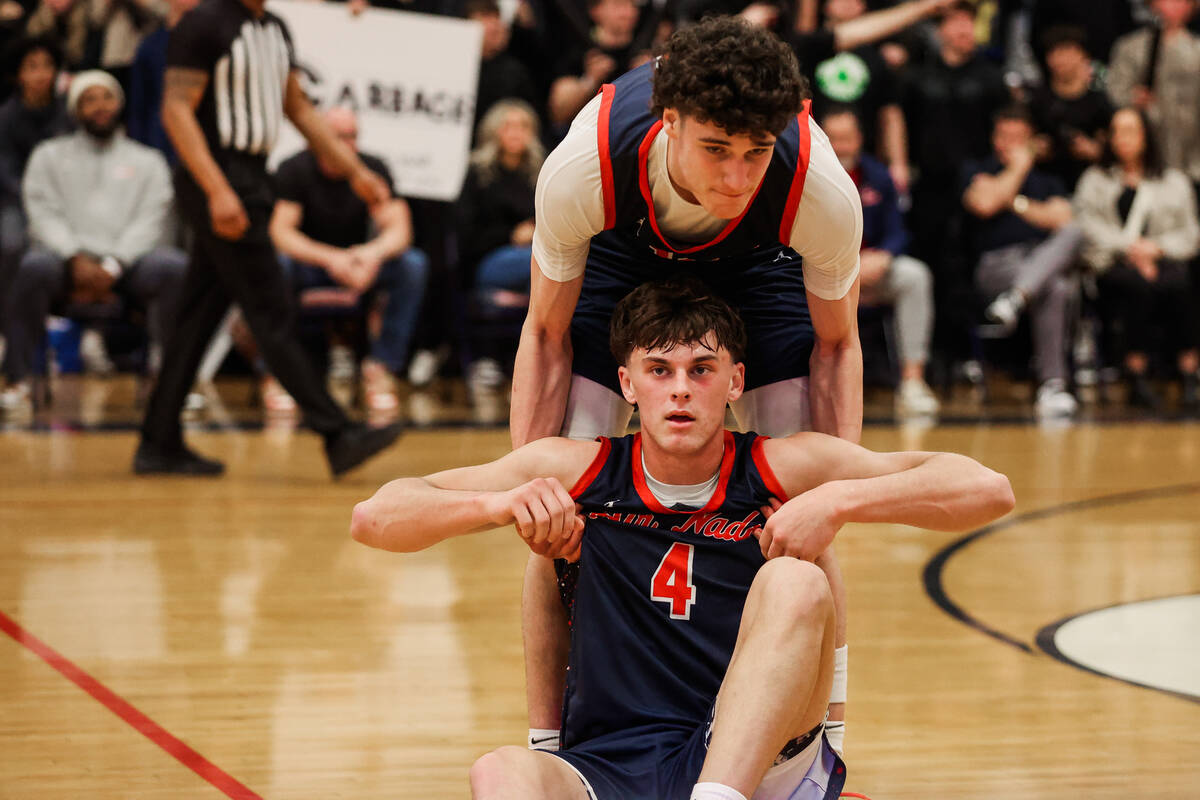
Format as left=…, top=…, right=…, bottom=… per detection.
left=923, top=482, right=1200, bottom=656
left=1035, top=596, right=1200, bottom=705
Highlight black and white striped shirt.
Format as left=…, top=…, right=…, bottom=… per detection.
left=168, top=0, right=295, bottom=157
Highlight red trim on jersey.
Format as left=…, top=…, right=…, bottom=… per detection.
left=632, top=431, right=736, bottom=513
left=751, top=435, right=790, bottom=501
left=570, top=437, right=613, bottom=499
left=597, top=84, right=617, bottom=230
left=636, top=122, right=765, bottom=256
left=778, top=99, right=813, bottom=246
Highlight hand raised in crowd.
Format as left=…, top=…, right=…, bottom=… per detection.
left=583, top=50, right=618, bottom=87
left=208, top=187, right=249, bottom=241
left=738, top=2, right=779, bottom=29
left=755, top=494, right=839, bottom=562
left=1069, top=133, right=1103, bottom=161
left=350, top=166, right=390, bottom=210
left=485, top=477, right=585, bottom=562
left=511, top=219, right=536, bottom=246
left=68, top=253, right=116, bottom=305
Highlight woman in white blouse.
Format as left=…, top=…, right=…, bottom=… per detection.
left=1074, top=107, right=1200, bottom=411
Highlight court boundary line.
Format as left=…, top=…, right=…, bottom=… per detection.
left=922, top=482, right=1200, bottom=664
left=1035, top=595, right=1200, bottom=705
left=0, top=608, right=262, bottom=799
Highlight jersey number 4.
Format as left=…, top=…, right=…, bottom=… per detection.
left=651, top=542, right=696, bottom=620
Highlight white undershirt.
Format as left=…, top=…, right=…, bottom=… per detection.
left=531, top=92, right=863, bottom=301
left=641, top=450, right=719, bottom=510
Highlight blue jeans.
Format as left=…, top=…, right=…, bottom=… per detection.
left=280, top=249, right=429, bottom=374
left=476, top=245, right=532, bottom=292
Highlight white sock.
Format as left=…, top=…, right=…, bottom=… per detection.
left=527, top=728, right=560, bottom=751
left=691, top=782, right=748, bottom=800
left=824, top=719, right=845, bottom=757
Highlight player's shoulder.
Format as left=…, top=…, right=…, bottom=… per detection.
left=756, top=431, right=850, bottom=495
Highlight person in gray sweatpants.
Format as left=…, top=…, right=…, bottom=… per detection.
left=0, top=71, right=185, bottom=412
left=962, top=105, right=1083, bottom=417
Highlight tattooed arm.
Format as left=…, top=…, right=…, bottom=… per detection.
left=161, top=67, right=248, bottom=239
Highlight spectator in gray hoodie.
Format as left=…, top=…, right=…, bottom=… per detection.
left=0, top=69, right=185, bottom=412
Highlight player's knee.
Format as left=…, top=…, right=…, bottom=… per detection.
left=469, top=746, right=529, bottom=797
left=754, top=557, right=833, bottom=625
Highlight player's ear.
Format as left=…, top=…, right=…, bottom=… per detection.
left=662, top=108, right=681, bottom=139
left=727, top=361, right=745, bottom=404
left=618, top=365, right=638, bottom=405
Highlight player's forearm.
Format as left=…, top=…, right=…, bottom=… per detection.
left=509, top=323, right=573, bottom=447
left=809, top=334, right=863, bottom=444
left=351, top=478, right=501, bottom=552
left=824, top=453, right=1014, bottom=531
left=162, top=99, right=233, bottom=199
left=523, top=555, right=569, bottom=730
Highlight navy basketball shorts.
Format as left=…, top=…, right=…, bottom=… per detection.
left=551, top=719, right=845, bottom=800
left=570, top=238, right=815, bottom=397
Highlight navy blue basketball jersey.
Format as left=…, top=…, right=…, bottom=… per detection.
left=561, top=430, right=790, bottom=747
left=569, top=63, right=817, bottom=395
left=594, top=61, right=814, bottom=262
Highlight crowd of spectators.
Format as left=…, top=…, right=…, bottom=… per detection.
left=0, top=0, right=1198, bottom=420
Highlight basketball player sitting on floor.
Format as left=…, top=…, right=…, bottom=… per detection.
left=350, top=279, right=1014, bottom=800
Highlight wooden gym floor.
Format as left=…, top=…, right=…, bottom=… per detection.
left=0, top=375, right=1197, bottom=799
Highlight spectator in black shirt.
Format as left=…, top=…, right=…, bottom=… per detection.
left=903, top=0, right=1008, bottom=356
left=547, top=0, right=647, bottom=132
left=1030, top=26, right=1112, bottom=192
left=135, top=0, right=402, bottom=477
left=961, top=105, right=1083, bottom=417
left=465, top=0, right=542, bottom=141
left=271, top=106, right=429, bottom=414
left=809, top=0, right=911, bottom=192
left=0, top=35, right=69, bottom=316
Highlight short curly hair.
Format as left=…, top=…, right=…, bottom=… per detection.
left=651, top=16, right=807, bottom=137
left=610, top=277, right=747, bottom=366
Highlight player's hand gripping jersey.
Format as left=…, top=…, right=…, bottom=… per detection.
left=555, top=431, right=845, bottom=800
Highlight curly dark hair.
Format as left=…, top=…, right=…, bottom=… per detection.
left=651, top=16, right=807, bottom=137
left=610, top=277, right=747, bottom=366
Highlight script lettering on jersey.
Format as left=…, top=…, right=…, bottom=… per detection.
left=586, top=510, right=762, bottom=542
left=670, top=511, right=762, bottom=542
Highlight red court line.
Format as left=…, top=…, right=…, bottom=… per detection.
left=0, top=608, right=261, bottom=799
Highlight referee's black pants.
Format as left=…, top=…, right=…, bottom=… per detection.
left=140, top=166, right=349, bottom=450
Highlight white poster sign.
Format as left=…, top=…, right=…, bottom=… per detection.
left=270, top=0, right=481, bottom=201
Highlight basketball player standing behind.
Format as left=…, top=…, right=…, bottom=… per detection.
left=134, top=0, right=403, bottom=477
left=511, top=17, right=864, bottom=756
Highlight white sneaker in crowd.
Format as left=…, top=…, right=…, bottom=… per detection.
left=896, top=378, right=940, bottom=417
left=407, top=345, right=449, bottom=388
left=984, top=289, right=1025, bottom=335
left=79, top=328, right=115, bottom=375
left=0, top=380, right=32, bottom=414
left=328, top=344, right=356, bottom=384
left=1036, top=379, right=1078, bottom=417
left=468, top=358, right=505, bottom=395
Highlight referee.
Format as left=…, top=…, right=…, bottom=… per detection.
left=134, top=0, right=402, bottom=476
